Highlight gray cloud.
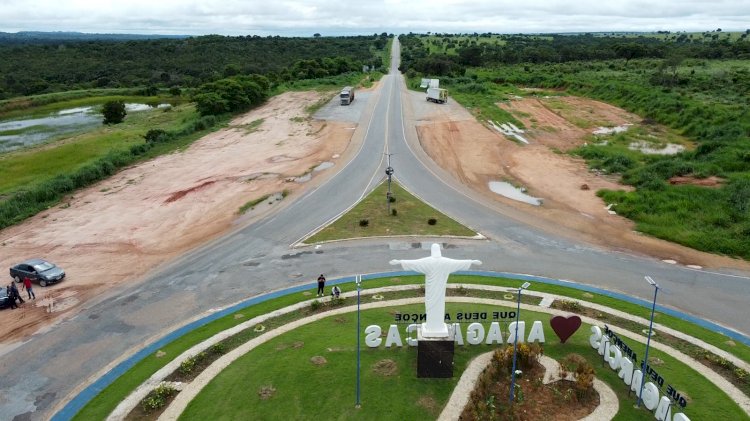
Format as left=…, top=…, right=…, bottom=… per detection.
left=0, top=0, right=747, bottom=35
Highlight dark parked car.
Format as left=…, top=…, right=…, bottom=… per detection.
left=9, top=258, right=66, bottom=287
left=0, top=288, right=10, bottom=309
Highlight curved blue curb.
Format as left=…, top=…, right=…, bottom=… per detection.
left=53, top=270, right=750, bottom=420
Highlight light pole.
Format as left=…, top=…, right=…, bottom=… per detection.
left=509, top=281, right=531, bottom=404
left=355, top=275, right=362, bottom=408
left=385, top=153, right=394, bottom=214
left=637, top=275, right=660, bottom=408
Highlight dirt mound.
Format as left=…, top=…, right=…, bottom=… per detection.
left=258, top=385, right=276, bottom=400
left=498, top=96, right=637, bottom=151
left=164, top=180, right=216, bottom=203
left=310, top=356, right=327, bottom=365
left=372, top=359, right=398, bottom=376
left=669, top=176, right=724, bottom=188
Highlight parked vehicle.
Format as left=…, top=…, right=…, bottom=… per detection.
left=340, top=86, right=355, bottom=105
left=427, top=87, right=448, bottom=104
left=0, top=288, right=10, bottom=309
left=9, top=258, right=66, bottom=287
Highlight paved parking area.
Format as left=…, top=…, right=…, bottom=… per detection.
left=313, top=91, right=372, bottom=122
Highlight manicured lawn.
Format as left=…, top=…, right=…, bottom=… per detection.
left=305, top=182, right=477, bottom=243
left=181, top=303, right=744, bottom=420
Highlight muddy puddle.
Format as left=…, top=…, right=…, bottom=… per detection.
left=489, top=181, right=543, bottom=206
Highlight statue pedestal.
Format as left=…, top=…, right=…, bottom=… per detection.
left=417, top=330, right=454, bottom=378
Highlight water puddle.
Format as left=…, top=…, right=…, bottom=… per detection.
left=593, top=124, right=631, bottom=135
left=629, top=142, right=685, bottom=155
left=489, top=181, right=542, bottom=206
left=0, top=103, right=171, bottom=153
left=295, top=173, right=312, bottom=183
left=313, top=161, right=334, bottom=172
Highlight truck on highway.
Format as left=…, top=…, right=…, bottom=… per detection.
left=426, top=87, right=448, bottom=104
left=340, top=86, right=355, bottom=105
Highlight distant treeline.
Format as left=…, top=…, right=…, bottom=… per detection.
left=399, top=32, right=750, bottom=76
left=0, top=31, right=189, bottom=44
left=0, top=33, right=390, bottom=98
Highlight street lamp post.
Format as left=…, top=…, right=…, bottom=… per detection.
left=356, top=275, right=362, bottom=408
left=385, top=154, right=394, bottom=214
left=637, top=275, right=660, bottom=408
left=509, top=281, right=531, bottom=404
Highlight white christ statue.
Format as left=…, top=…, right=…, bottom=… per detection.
left=390, top=243, right=481, bottom=338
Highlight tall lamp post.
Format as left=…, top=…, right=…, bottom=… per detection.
left=637, top=275, right=660, bottom=408
left=355, top=275, right=362, bottom=408
left=509, top=281, right=531, bottom=404
left=385, top=154, right=394, bottom=214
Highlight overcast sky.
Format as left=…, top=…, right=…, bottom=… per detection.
left=1, top=0, right=748, bottom=36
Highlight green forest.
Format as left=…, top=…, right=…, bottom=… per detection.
left=0, top=33, right=390, bottom=98
left=399, top=32, right=750, bottom=259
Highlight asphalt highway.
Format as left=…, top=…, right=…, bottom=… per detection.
left=1, top=37, right=748, bottom=420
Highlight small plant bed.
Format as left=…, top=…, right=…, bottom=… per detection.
left=462, top=346, right=599, bottom=420
left=125, top=383, right=178, bottom=421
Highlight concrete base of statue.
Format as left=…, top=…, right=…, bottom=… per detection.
left=420, top=322, right=450, bottom=339
left=417, top=328, right=455, bottom=378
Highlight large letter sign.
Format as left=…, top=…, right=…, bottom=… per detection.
left=589, top=326, right=692, bottom=421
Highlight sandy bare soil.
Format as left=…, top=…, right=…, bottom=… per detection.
left=0, top=91, right=354, bottom=342
left=412, top=92, right=749, bottom=271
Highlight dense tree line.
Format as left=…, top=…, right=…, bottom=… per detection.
left=399, top=33, right=750, bottom=76
left=0, top=34, right=389, bottom=99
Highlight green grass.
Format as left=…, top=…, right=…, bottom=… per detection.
left=305, top=181, right=477, bottom=243
left=237, top=118, right=264, bottom=133
left=0, top=104, right=199, bottom=195
left=70, top=275, right=750, bottom=420
left=238, top=194, right=272, bottom=214
left=181, top=303, right=745, bottom=420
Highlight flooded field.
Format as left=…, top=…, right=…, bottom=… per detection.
left=0, top=103, right=169, bottom=153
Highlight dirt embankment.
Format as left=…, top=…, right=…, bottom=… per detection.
left=412, top=93, right=749, bottom=271
left=0, top=91, right=354, bottom=343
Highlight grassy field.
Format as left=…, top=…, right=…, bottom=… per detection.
left=70, top=275, right=750, bottom=420
left=181, top=302, right=744, bottom=420
left=0, top=103, right=200, bottom=195
left=305, top=181, right=477, bottom=243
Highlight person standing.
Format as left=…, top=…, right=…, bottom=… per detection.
left=9, top=282, right=23, bottom=306
left=316, top=274, right=326, bottom=297
left=22, top=276, right=35, bottom=300
left=7, top=284, right=18, bottom=309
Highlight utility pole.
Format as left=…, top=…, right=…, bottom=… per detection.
left=385, top=153, right=394, bottom=214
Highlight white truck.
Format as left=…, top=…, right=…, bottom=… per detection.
left=426, top=87, right=448, bottom=104
left=340, top=86, right=355, bottom=105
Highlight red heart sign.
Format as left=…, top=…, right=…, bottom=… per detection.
left=550, top=315, right=582, bottom=343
